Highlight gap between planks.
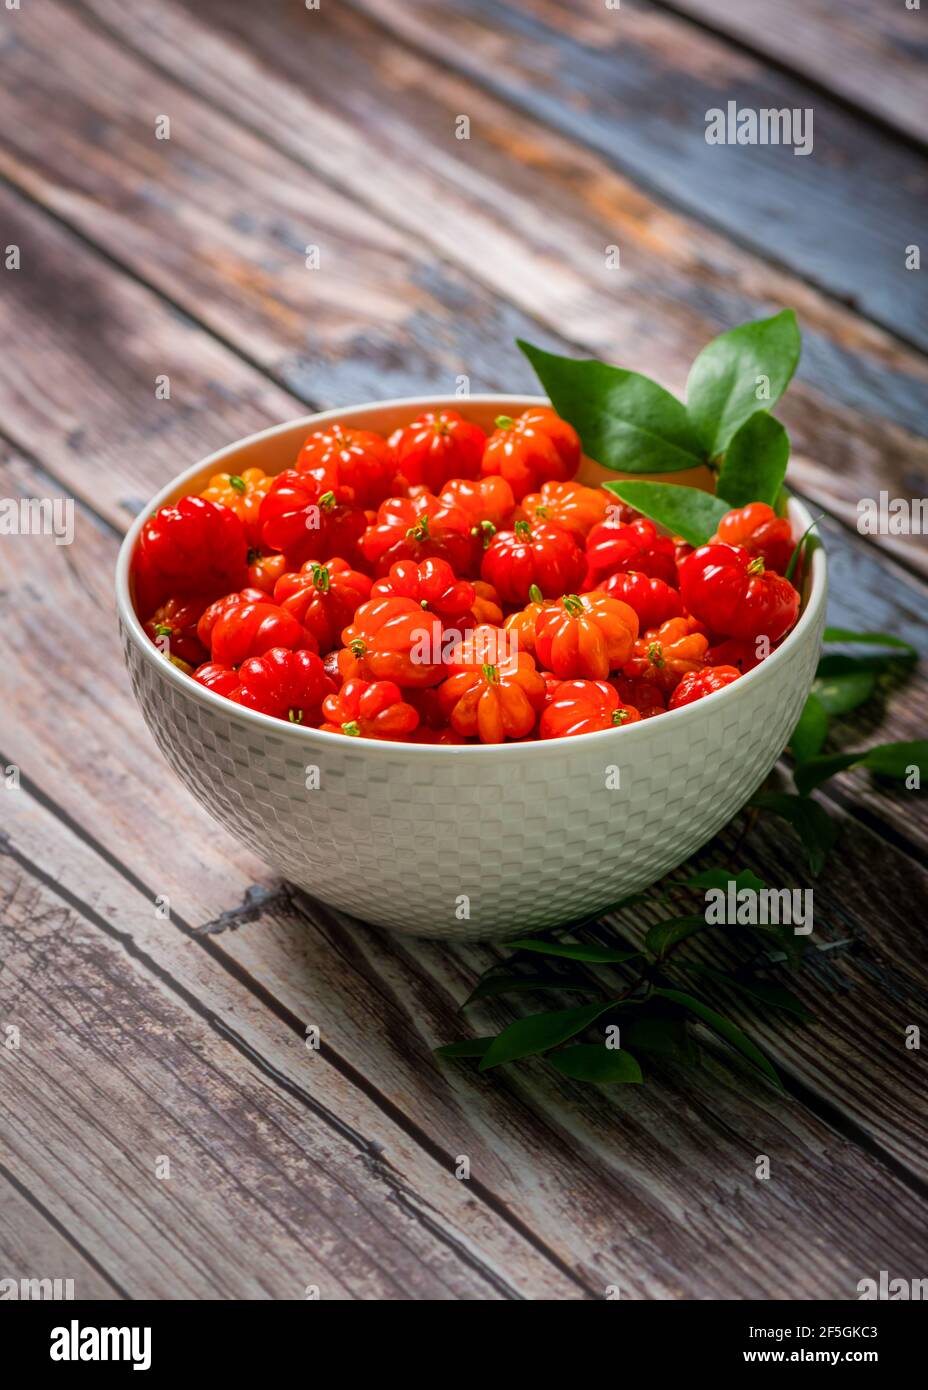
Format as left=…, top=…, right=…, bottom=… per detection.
left=339, top=0, right=928, bottom=354
left=51, top=0, right=928, bottom=579
left=0, top=812, right=583, bottom=1299
left=0, top=1157, right=128, bottom=1300
left=648, top=0, right=928, bottom=147
left=0, top=5, right=922, bottom=1284
left=0, top=774, right=591, bottom=1297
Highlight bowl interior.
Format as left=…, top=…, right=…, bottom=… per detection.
left=116, top=396, right=826, bottom=754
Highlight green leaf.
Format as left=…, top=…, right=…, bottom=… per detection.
left=823, top=627, right=918, bottom=654
left=603, top=480, right=730, bottom=547
left=687, top=964, right=812, bottom=1021
left=789, top=692, right=829, bottom=762
left=784, top=515, right=822, bottom=583
left=684, top=868, right=766, bottom=893
left=747, top=926, right=807, bottom=969
left=686, top=309, right=801, bottom=455
left=865, top=741, right=928, bottom=778
left=479, top=1001, right=619, bottom=1071
left=750, top=791, right=837, bottom=875
left=503, top=938, right=640, bottom=964
left=434, top=1037, right=494, bottom=1059
left=550, top=1045, right=642, bottom=1084
left=794, top=740, right=928, bottom=797
left=716, top=411, right=790, bottom=508
left=517, top=340, right=705, bottom=474
left=653, top=988, right=781, bottom=1086
left=623, top=1016, right=696, bottom=1063
left=645, top=913, right=709, bottom=959
left=755, top=917, right=811, bottom=961
left=461, top=974, right=595, bottom=1008
left=817, top=652, right=912, bottom=682
left=812, top=668, right=876, bottom=716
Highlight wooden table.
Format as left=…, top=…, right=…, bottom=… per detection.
left=1, top=0, right=926, bottom=1300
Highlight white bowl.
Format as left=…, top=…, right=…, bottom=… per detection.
left=116, top=396, right=827, bottom=940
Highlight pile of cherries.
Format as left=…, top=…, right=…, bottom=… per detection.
left=133, top=407, right=800, bottom=743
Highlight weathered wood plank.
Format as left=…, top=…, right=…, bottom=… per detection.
left=14, top=813, right=928, bottom=1303
left=3, top=449, right=928, bottom=1295
left=663, top=0, right=928, bottom=143
left=0, top=2, right=559, bottom=409
left=0, top=1179, right=120, bottom=1300
left=225, top=888, right=928, bottom=1299
left=0, top=185, right=297, bottom=530
left=66, top=0, right=928, bottom=575
left=0, top=798, right=576, bottom=1299
left=341, top=0, right=928, bottom=348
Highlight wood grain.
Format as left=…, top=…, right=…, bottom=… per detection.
left=0, top=2, right=561, bottom=407
left=8, top=736, right=928, bottom=1300
left=2, top=0, right=927, bottom=1299
left=3, top=449, right=928, bottom=1294
left=662, top=0, right=928, bottom=142
left=599, top=805, right=928, bottom=1180
left=65, top=0, right=928, bottom=575
left=342, top=0, right=928, bottom=347
left=0, top=1178, right=120, bottom=1300
left=1, top=794, right=576, bottom=1299
left=0, top=183, right=297, bottom=530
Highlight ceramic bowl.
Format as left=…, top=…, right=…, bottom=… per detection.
left=116, top=396, right=827, bottom=940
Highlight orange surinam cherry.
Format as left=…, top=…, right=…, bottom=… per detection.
left=201, top=468, right=275, bottom=545
left=621, top=616, right=709, bottom=695
left=533, top=593, right=639, bottom=680
left=518, top=479, right=609, bottom=542
left=439, top=626, right=546, bottom=743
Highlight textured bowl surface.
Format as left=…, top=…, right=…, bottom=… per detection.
left=116, top=397, right=827, bottom=940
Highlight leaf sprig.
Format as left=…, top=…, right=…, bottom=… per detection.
left=758, top=628, right=926, bottom=869
left=519, top=310, right=800, bottom=544
left=437, top=632, right=922, bottom=1088
left=437, top=871, right=802, bottom=1087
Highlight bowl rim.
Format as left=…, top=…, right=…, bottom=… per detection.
left=115, top=394, right=827, bottom=758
